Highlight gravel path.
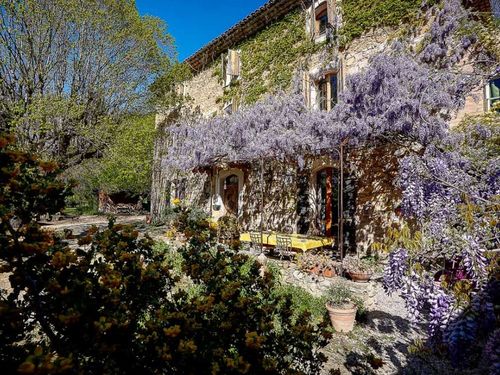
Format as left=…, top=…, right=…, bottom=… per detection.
left=40, top=214, right=147, bottom=234
left=320, top=280, right=425, bottom=375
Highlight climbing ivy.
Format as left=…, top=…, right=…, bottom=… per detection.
left=338, top=0, right=439, bottom=46
left=218, top=10, right=319, bottom=105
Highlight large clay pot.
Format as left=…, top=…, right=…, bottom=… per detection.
left=309, top=265, right=320, bottom=275
left=325, top=302, right=357, bottom=333
left=348, top=271, right=372, bottom=283
left=322, top=267, right=335, bottom=278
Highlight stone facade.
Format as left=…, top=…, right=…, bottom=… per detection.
left=182, top=65, right=222, bottom=117
left=153, top=0, right=493, bottom=254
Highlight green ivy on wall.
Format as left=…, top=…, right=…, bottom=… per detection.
left=149, top=62, right=193, bottom=108
left=338, top=0, right=438, bottom=46
left=218, top=10, right=320, bottom=105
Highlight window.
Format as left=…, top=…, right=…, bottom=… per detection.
left=309, top=1, right=336, bottom=41
left=487, top=77, right=500, bottom=111
left=318, top=73, right=338, bottom=111
left=316, top=9, right=328, bottom=36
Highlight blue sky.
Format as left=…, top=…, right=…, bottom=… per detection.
left=136, top=0, right=268, bottom=61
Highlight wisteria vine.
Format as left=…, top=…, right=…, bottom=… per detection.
left=161, top=0, right=499, bottom=368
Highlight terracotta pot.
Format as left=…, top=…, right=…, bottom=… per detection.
left=322, top=267, right=335, bottom=278
left=348, top=271, right=372, bottom=283
left=309, top=266, right=320, bottom=275
left=326, top=302, right=357, bottom=333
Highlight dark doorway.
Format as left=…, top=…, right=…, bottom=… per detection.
left=223, top=174, right=239, bottom=215
left=316, top=168, right=339, bottom=237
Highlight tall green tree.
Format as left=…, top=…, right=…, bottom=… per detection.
left=0, top=0, right=173, bottom=166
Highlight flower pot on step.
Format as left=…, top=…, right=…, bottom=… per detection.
left=323, top=267, right=335, bottom=278
left=325, top=302, right=357, bottom=333
left=348, top=271, right=372, bottom=283
left=309, top=266, right=320, bottom=275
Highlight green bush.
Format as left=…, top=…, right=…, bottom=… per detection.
left=0, top=133, right=330, bottom=374
left=273, top=284, right=328, bottom=325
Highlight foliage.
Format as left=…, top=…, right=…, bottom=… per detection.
left=152, top=240, right=184, bottom=276
left=297, top=252, right=337, bottom=275
left=165, top=50, right=467, bottom=170
left=149, top=62, right=193, bottom=108
left=325, top=281, right=364, bottom=311
left=94, top=114, right=157, bottom=195
left=373, top=3, right=500, bottom=368
left=216, top=10, right=318, bottom=105
left=382, top=116, right=500, bottom=367
left=339, top=0, right=438, bottom=46
left=272, top=284, right=328, bottom=325
left=174, top=232, right=330, bottom=374
left=60, top=114, right=157, bottom=212
left=342, top=254, right=380, bottom=274
left=0, top=0, right=173, bottom=165
left=216, top=215, right=241, bottom=249
left=0, top=133, right=330, bottom=374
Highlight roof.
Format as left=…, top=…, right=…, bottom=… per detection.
left=184, top=0, right=307, bottom=72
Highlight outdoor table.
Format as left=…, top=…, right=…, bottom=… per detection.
left=240, top=231, right=334, bottom=252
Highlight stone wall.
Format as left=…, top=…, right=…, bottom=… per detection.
left=152, top=3, right=490, bottom=249
left=183, top=65, right=223, bottom=117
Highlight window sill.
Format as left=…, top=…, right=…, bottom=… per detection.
left=314, top=34, right=327, bottom=44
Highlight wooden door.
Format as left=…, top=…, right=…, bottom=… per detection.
left=223, top=174, right=239, bottom=215
left=316, top=168, right=338, bottom=236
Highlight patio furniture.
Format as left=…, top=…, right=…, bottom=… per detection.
left=275, top=234, right=294, bottom=261
left=240, top=232, right=334, bottom=252
left=249, top=231, right=264, bottom=253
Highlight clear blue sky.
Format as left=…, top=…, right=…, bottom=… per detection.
left=136, top=0, right=268, bottom=61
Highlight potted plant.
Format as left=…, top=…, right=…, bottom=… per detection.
left=343, top=254, right=378, bottom=282
left=319, top=255, right=337, bottom=278
left=297, top=253, right=320, bottom=275
left=325, top=281, right=363, bottom=333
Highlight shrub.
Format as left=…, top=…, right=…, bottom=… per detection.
left=0, top=133, right=330, bottom=374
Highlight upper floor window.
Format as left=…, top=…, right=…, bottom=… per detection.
left=315, top=4, right=328, bottom=36
left=318, top=73, right=338, bottom=111
left=486, top=77, right=500, bottom=111
left=308, top=0, right=336, bottom=41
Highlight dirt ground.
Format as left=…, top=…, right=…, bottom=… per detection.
left=40, top=214, right=147, bottom=233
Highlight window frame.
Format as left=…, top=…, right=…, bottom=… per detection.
left=316, top=8, right=328, bottom=36
left=486, top=77, right=500, bottom=111
left=317, top=72, right=338, bottom=112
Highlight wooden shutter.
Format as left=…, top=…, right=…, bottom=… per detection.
left=227, top=49, right=240, bottom=77
left=309, top=3, right=316, bottom=40
left=221, top=53, right=227, bottom=83
left=303, top=71, right=311, bottom=108
left=327, top=0, right=336, bottom=26
left=337, top=56, right=344, bottom=93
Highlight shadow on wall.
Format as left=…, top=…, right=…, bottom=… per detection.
left=239, top=161, right=298, bottom=232
left=348, top=144, right=405, bottom=254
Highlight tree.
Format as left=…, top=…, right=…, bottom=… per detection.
left=0, top=0, right=173, bottom=166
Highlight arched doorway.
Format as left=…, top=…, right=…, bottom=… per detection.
left=222, top=174, right=239, bottom=215
left=316, top=167, right=339, bottom=237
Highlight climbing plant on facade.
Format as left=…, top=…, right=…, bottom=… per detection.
left=163, top=0, right=500, bottom=370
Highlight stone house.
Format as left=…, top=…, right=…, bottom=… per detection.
left=152, top=0, right=499, bottom=253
